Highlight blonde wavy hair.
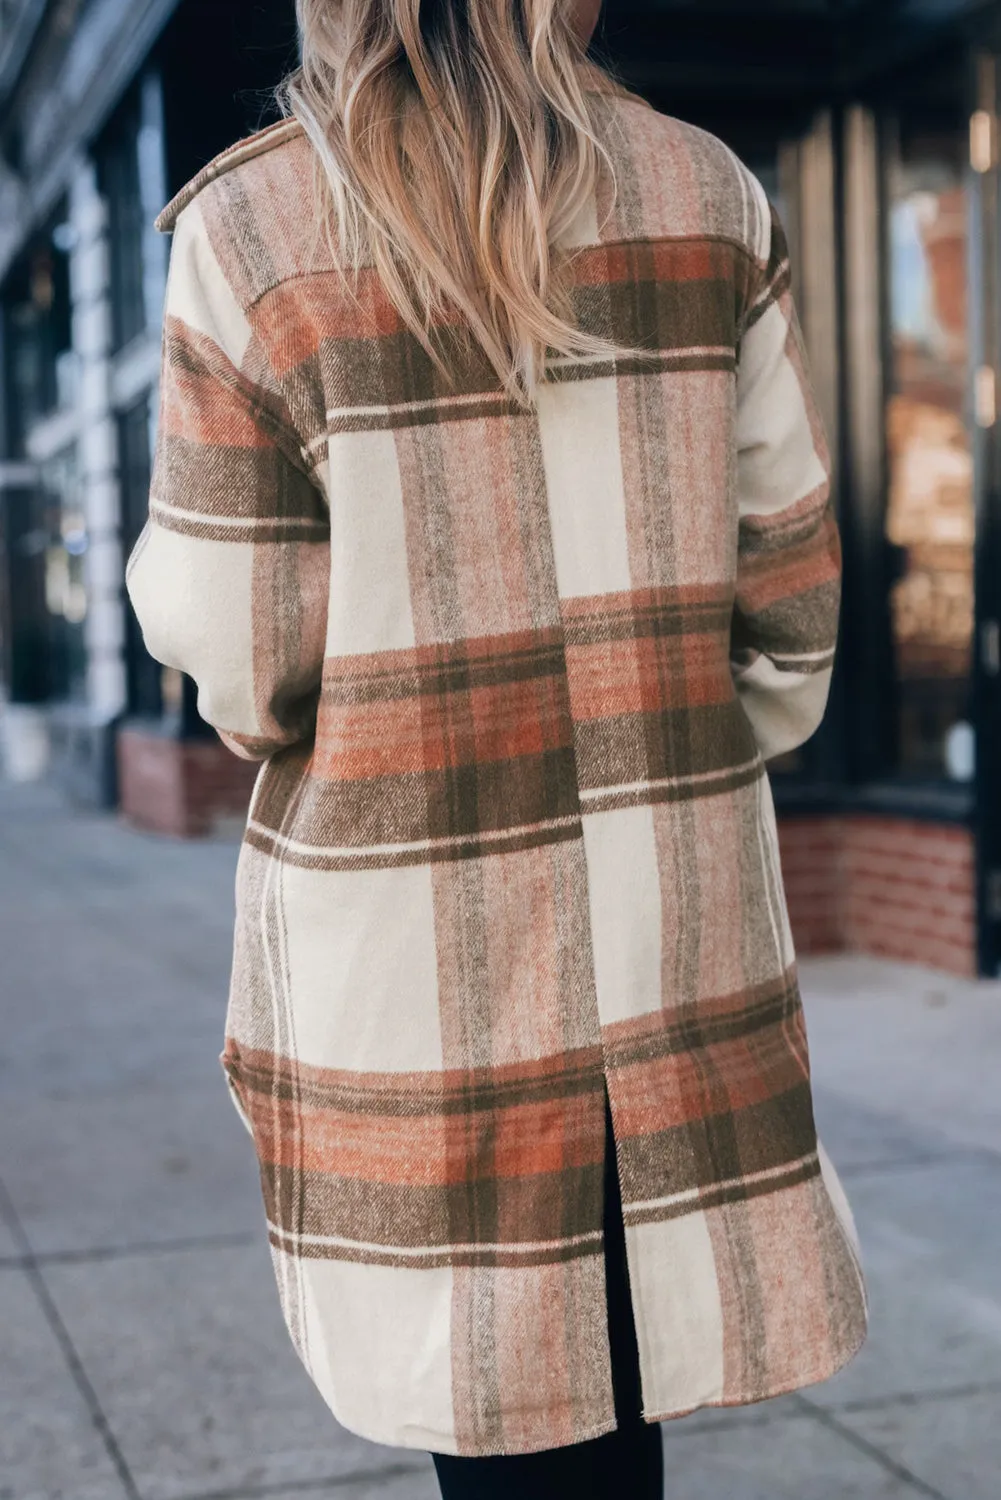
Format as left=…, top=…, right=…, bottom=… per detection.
left=279, top=0, right=655, bottom=407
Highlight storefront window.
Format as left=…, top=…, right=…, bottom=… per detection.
left=2, top=205, right=74, bottom=449
left=885, top=124, right=974, bottom=781
left=40, top=447, right=88, bottom=702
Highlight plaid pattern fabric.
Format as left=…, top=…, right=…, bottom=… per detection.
left=127, top=78, right=868, bottom=1457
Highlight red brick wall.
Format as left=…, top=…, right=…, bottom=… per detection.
left=777, top=813, right=977, bottom=979
left=117, top=727, right=258, bottom=839
left=775, top=816, right=844, bottom=957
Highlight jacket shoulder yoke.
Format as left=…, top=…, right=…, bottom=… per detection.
left=153, top=77, right=644, bottom=235
left=154, top=118, right=305, bottom=234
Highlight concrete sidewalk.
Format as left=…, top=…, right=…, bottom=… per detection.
left=1, top=782, right=999, bottom=1500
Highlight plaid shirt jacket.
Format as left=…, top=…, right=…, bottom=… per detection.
left=127, top=75, right=868, bottom=1458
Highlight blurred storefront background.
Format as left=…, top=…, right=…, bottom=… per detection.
left=2, top=0, right=1001, bottom=979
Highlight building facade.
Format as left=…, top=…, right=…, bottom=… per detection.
left=2, top=0, right=1001, bottom=976
left=0, top=0, right=299, bottom=827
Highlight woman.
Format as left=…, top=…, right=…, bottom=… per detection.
left=127, top=1, right=869, bottom=1495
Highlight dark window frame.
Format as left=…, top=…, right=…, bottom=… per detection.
left=118, top=395, right=164, bottom=720
left=96, top=85, right=147, bottom=354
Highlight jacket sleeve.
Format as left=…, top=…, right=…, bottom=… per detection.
left=731, top=199, right=841, bottom=762
left=126, top=199, right=330, bottom=762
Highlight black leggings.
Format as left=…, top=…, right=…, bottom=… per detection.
left=431, top=1089, right=664, bottom=1500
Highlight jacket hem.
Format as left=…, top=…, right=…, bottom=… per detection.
left=327, top=1411, right=623, bottom=1460
left=298, top=1324, right=868, bottom=1457
left=642, top=1316, right=869, bottom=1428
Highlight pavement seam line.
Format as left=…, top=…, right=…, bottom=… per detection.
left=0, top=1173, right=144, bottom=1500
left=168, top=1459, right=432, bottom=1500
left=792, top=1393, right=953, bottom=1500
left=0, top=1230, right=256, bottom=1269
left=666, top=1405, right=813, bottom=1435
left=837, top=1147, right=1001, bottom=1180
left=830, top=1379, right=1001, bottom=1414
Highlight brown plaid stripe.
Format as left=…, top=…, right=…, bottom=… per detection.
left=244, top=589, right=767, bottom=868
left=245, top=235, right=752, bottom=448
left=603, top=970, right=820, bottom=1224
left=152, top=320, right=330, bottom=543
left=246, top=628, right=580, bottom=869
left=731, top=489, right=841, bottom=669
left=564, top=587, right=764, bottom=809
left=223, top=961, right=818, bottom=1266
